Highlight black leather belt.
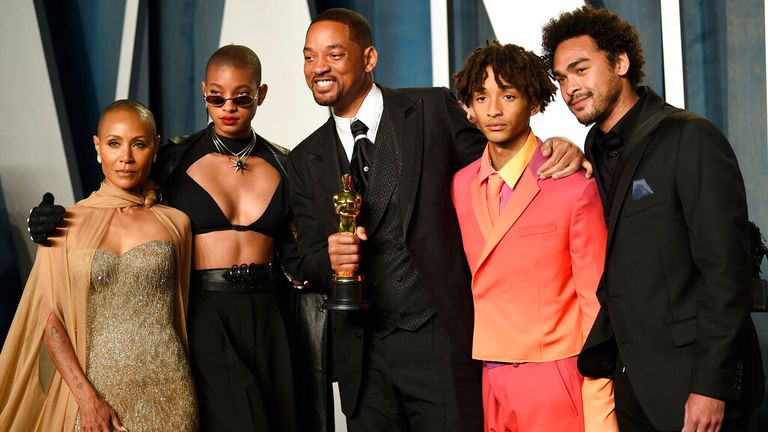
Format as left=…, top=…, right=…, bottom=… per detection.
left=192, top=263, right=275, bottom=293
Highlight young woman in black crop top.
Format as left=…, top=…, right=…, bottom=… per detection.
left=153, top=45, right=301, bottom=432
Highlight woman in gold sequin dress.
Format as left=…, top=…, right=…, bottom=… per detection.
left=0, top=100, right=197, bottom=431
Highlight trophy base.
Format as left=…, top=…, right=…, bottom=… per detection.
left=324, top=274, right=372, bottom=311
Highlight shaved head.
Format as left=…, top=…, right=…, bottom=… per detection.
left=97, top=99, right=156, bottom=137
left=206, top=44, right=262, bottom=84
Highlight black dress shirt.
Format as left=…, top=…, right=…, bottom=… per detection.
left=592, top=88, right=648, bottom=213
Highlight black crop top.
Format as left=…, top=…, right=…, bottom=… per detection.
left=162, top=126, right=290, bottom=238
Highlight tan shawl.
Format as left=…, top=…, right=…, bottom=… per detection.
left=0, top=181, right=192, bottom=431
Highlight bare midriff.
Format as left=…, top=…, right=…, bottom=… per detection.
left=193, top=230, right=274, bottom=269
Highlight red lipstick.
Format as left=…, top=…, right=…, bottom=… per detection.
left=221, top=116, right=238, bottom=126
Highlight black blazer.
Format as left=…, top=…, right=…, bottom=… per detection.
left=286, top=86, right=485, bottom=414
left=578, top=88, right=764, bottom=429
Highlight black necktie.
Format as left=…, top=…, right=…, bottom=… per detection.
left=350, top=119, right=372, bottom=195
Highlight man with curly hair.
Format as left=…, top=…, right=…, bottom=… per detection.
left=543, top=6, right=764, bottom=432
left=451, top=41, right=617, bottom=431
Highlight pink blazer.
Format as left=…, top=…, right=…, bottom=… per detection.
left=451, top=143, right=607, bottom=363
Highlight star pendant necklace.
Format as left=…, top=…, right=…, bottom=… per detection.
left=211, top=129, right=256, bottom=174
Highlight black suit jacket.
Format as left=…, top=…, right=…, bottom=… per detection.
left=578, top=87, right=764, bottom=429
left=286, top=86, right=485, bottom=415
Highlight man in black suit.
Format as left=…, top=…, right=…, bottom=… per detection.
left=287, top=8, right=587, bottom=432
left=543, top=6, right=764, bottom=431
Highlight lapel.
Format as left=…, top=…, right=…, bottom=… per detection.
left=603, top=89, right=677, bottom=252
left=474, top=154, right=541, bottom=272
left=470, top=173, right=492, bottom=240
left=303, top=117, right=347, bottom=217
left=375, top=87, right=423, bottom=237
left=362, top=94, right=399, bottom=235
left=603, top=137, right=649, bottom=252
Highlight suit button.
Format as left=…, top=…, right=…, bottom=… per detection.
left=396, top=276, right=403, bottom=282
left=353, top=330, right=362, bottom=339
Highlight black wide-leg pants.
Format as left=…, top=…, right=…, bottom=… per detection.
left=188, top=274, right=296, bottom=432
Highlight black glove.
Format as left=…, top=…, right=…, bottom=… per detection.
left=27, top=192, right=65, bottom=245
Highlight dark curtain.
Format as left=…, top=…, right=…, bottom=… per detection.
left=146, top=0, right=224, bottom=140
left=589, top=0, right=665, bottom=97
left=34, top=0, right=127, bottom=199
left=311, top=0, right=433, bottom=87
left=0, top=180, right=22, bottom=344
left=447, top=0, right=496, bottom=85
left=34, top=0, right=225, bottom=202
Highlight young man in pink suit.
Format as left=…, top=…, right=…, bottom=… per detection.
left=452, top=42, right=617, bottom=431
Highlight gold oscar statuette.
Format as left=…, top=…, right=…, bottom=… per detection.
left=324, top=174, right=372, bottom=311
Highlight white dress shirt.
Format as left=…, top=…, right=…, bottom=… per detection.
left=332, top=84, right=384, bottom=161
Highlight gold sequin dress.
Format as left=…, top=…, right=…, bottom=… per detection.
left=77, top=240, right=197, bottom=431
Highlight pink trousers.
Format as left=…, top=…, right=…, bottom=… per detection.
left=483, top=357, right=585, bottom=432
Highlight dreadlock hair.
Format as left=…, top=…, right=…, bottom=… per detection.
left=454, top=41, right=556, bottom=113
left=312, top=8, right=373, bottom=48
left=541, top=6, right=645, bottom=87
